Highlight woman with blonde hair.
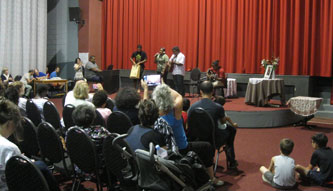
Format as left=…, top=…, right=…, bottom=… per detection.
left=69, top=81, right=94, bottom=107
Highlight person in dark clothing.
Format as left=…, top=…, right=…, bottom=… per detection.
left=296, top=133, right=333, bottom=186
left=130, top=44, right=147, bottom=92
left=188, top=81, right=238, bottom=169
left=125, top=99, right=166, bottom=151
left=113, top=87, right=141, bottom=125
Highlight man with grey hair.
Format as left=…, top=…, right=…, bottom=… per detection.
left=168, top=46, right=185, bottom=96
left=152, top=83, right=224, bottom=186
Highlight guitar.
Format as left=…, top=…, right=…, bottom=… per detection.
left=167, top=56, right=177, bottom=72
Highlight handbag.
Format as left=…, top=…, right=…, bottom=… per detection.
left=130, top=64, right=141, bottom=79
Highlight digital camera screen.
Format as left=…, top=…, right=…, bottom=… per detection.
left=143, top=75, right=161, bottom=86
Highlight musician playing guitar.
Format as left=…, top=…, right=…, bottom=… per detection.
left=207, top=60, right=227, bottom=95
left=166, top=46, right=185, bottom=96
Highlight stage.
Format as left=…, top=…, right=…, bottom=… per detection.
left=186, top=96, right=303, bottom=128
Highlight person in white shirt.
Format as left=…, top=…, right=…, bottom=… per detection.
left=69, top=80, right=95, bottom=108
left=260, top=138, right=297, bottom=190
left=32, top=84, right=49, bottom=120
left=20, top=69, right=34, bottom=97
left=168, top=46, right=185, bottom=97
left=0, top=99, right=24, bottom=190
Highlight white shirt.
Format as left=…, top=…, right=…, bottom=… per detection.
left=18, top=97, right=27, bottom=111
left=32, top=98, right=48, bottom=120
left=70, top=98, right=95, bottom=108
left=65, top=91, right=94, bottom=106
left=0, top=136, right=21, bottom=190
left=20, top=73, right=32, bottom=85
left=169, top=52, right=185, bottom=76
left=273, top=155, right=296, bottom=186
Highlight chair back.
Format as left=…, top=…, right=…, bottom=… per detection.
left=187, top=107, right=215, bottom=147
left=37, top=122, right=65, bottom=164
left=190, top=68, right=201, bottom=82
left=5, top=155, right=50, bottom=191
left=107, top=111, right=133, bottom=134
left=93, top=110, right=106, bottom=127
left=26, top=99, right=42, bottom=126
left=66, top=127, right=99, bottom=173
left=103, top=134, right=138, bottom=188
left=63, top=104, right=75, bottom=131
left=105, top=98, right=115, bottom=111
left=19, top=117, right=40, bottom=157
left=43, top=101, right=62, bottom=131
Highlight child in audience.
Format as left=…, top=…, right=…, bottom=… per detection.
left=182, top=98, right=190, bottom=131
left=214, top=96, right=238, bottom=128
left=259, top=138, right=297, bottom=190
left=295, top=133, right=333, bottom=186
left=92, top=90, right=112, bottom=123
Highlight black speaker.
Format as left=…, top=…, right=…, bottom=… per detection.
left=69, top=7, right=81, bottom=22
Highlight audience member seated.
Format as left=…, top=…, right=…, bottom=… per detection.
left=260, top=138, right=297, bottom=190
left=1, top=67, right=13, bottom=86
left=113, top=87, right=141, bottom=125
left=71, top=105, right=111, bottom=153
left=33, top=69, right=47, bottom=80
left=92, top=90, right=112, bottom=123
left=125, top=99, right=166, bottom=152
left=65, top=81, right=95, bottom=108
left=0, top=81, right=5, bottom=97
left=182, top=98, right=190, bottom=132
left=295, top=133, right=333, bottom=186
left=9, top=81, right=27, bottom=116
left=188, top=81, right=238, bottom=169
left=0, top=99, right=59, bottom=191
left=20, top=69, right=34, bottom=97
left=214, top=96, right=238, bottom=129
left=74, top=57, right=85, bottom=81
left=32, top=84, right=49, bottom=120
left=152, top=83, right=224, bottom=186
left=85, top=55, right=102, bottom=82
left=4, top=86, right=19, bottom=106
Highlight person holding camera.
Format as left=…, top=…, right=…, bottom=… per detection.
left=154, top=47, right=169, bottom=84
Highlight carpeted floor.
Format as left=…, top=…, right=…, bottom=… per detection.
left=53, top=95, right=333, bottom=191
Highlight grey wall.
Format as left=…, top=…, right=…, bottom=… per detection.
left=47, top=0, right=78, bottom=79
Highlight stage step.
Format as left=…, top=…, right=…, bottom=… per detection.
left=307, top=117, right=333, bottom=128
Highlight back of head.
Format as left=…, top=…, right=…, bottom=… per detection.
left=0, top=99, right=22, bottom=139
left=215, top=96, right=226, bottom=106
left=72, top=105, right=96, bottom=127
left=199, top=81, right=214, bottom=95
left=172, top=46, right=180, bottom=52
left=5, top=86, right=20, bottom=105
left=182, top=98, right=190, bottom=112
left=92, top=90, right=108, bottom=108
left=312, top=133, right=328, bottom=148
left=152, top=84, right=174, bottom=112
left=280, top=138, right=294, bottom=155
left=138, top=99, right=159, bottom=127
left=36, top=84, right=49, bottom=97
left=115, top=87, right=141, bottom=109
left=73, top=81, right=89, bottom=100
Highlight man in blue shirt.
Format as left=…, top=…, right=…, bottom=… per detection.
left=49, top=66, right=60, bottom=79
left=33, top=69, right=47, bottom=79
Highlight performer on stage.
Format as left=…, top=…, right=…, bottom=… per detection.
left=154, top=47, right=169, bottom=84
left=207, top=60, right=226, bottom=96
left=130, top=44, right=147, bottom=92
left=168, top=46, right=185, bottom=97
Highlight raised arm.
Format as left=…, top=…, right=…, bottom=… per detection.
left=169, top=87, right=183, bottom=120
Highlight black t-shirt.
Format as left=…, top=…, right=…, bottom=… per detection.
left=188, top=98, right=225, bottom=127
left=131, top=51, right=147, bottom=68
left=310, top=147, right=333, bottom=181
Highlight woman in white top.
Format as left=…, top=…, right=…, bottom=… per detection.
left=70, top=81, right=95, bottom=108
left=0, top=99, right=23, bottom=190
left=73, top=57, right=85, bottom=81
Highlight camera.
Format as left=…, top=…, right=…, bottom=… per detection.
left=143, top=74, right=161, bottom=86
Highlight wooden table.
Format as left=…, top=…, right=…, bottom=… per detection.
left=33, top=79, right=68, bottom=95
left=245, top=78, right=285, bottom=106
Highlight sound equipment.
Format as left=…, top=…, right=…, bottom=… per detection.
left=69, top=7, right=81, bottom=22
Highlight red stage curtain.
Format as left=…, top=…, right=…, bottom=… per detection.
left=102, top=0, right=333, bottom=77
